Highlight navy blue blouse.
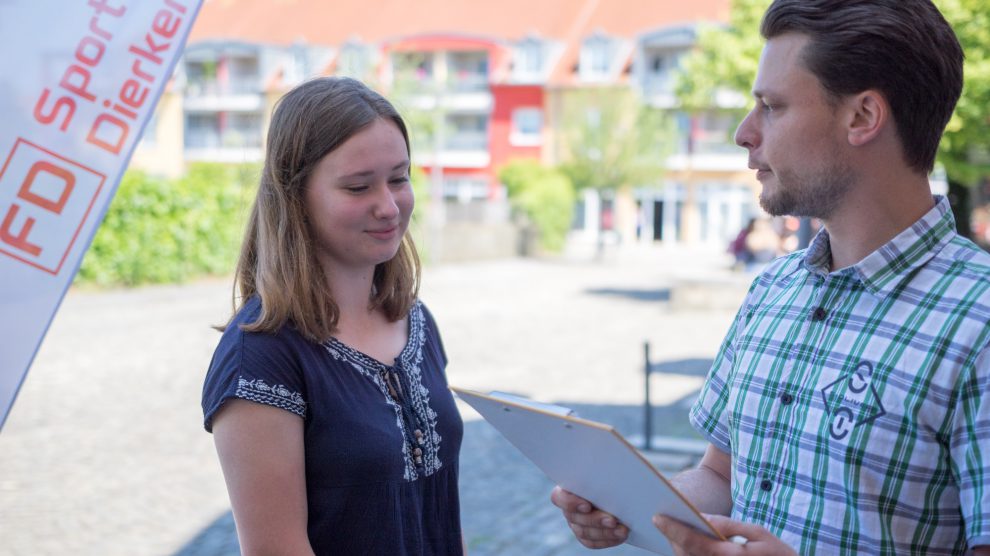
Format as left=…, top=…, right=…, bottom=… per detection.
left=202, top=297, right=463, bottom=555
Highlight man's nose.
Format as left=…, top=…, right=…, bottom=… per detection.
left=734, top=109, right=760, bottom=150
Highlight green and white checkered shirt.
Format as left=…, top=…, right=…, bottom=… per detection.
left=691, top=197, right=990, bottom=554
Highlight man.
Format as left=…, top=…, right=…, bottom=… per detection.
left=553, top=0, right=990, bottom=554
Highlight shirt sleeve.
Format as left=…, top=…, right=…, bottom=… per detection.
left=689, top=279, right=759, bottom=454
left=952, top=343, right=990, bottom=548
left=201, top=325, right=308, bottom=432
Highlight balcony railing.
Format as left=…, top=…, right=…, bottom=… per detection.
left=445, top=132, right=488, bottom=151
left=447, top=72, right=489, bottom=92
left=185, top=78, right=259, bottom=97
left=185, top=130, right=263, bottom=149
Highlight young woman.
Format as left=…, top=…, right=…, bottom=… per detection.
left=201, top=77, right=463, bottom=555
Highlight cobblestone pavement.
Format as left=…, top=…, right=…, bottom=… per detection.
left=0, top=243, right=751, bottom=555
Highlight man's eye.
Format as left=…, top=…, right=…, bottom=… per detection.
left=761, top=101, right=775, bottom=112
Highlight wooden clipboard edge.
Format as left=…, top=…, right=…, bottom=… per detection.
left=450, top=386, right=726, bottom=542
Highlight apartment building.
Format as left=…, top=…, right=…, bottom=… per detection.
left=130, top=0, right=758, bottom=249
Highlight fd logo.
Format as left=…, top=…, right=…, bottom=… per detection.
left=0, top=138, right=105, bottom=274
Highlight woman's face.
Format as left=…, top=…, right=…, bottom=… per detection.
left=303, top=118, right=413, bottom=274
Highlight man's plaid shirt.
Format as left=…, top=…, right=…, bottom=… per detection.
left=691, top=197, right=990, bottom=554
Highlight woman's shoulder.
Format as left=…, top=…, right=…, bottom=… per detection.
left=412, top=298, right=436, bottom=325
left=215, top=297, right=315, bottom=362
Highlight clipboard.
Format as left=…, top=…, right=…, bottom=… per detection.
left=452, top=386, right=723, bottom=555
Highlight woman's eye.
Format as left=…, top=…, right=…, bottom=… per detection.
left=345, top=185, right=369, bottom=193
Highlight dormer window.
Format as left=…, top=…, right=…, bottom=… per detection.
left=338, top=40, right=369, bottom=78
left=514, top=37, right=545, bottom=81
left=580, top=33, right=615, bottom=81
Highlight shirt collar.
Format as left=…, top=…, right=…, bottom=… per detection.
left=800, top=196, right=956, bottom=297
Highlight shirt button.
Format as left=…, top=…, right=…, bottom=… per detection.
left=780, top=392, right=794, bottom=405
left=760, top=479, right=773, bottom=492
left=811, top=307, right=827, bottom=321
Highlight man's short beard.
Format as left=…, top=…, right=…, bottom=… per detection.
left=759, top=161, right=855, bottom=220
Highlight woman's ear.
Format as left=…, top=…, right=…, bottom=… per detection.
left=846, top=90, right=888, bottom=147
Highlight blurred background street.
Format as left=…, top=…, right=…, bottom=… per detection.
left=0, top=243, right=750, bottom=555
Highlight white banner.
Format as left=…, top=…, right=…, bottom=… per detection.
left=0, top=0, right=203, bottom=429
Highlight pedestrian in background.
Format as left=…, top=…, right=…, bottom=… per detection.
left=553, top=0, right=990, bottom=554
left=201, top=77, right=464, bottom=555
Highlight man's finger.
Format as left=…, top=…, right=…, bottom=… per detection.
left=655, top=515, right=728, bottom=554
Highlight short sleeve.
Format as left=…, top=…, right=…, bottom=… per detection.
left=201, top=309, right=308, bottom=432
left=688, top=279, right=759, bottom=454
left=951, top=344, right=990, bottom=548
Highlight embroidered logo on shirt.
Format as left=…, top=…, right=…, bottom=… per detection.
left=820, top=361, right=886, bottom=440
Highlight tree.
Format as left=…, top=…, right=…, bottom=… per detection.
left=932, top=0, right=990, bottom=236
left=675, top=0, right=990, bottom=239
left=675, top=0, right=768, bottom=114
left=555, top=87, right=672, bottom=252
left=557, top=87, right=671, bottom=193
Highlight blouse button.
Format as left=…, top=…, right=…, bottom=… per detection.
left=760, top=479, right=773, bottom=492
left=780, top=392, right=794, bottom=405
left=811, top=307, right=827, bottom=322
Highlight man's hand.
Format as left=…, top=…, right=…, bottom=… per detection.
left=654, top=514, right=797, bottom=556
left=550, top=486, right=629, bottom=549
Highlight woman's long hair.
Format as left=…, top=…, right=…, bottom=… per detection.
left=225, top=77, right=421, bottom=342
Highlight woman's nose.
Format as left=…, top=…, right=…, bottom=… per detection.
left=373, top=185, right=399, bottom=219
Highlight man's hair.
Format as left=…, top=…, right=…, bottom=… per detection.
left=228, top=76, right=420, bottom=342
left=762, top=0, right=963, bottom=174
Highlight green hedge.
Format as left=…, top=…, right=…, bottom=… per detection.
left=76, top=163, right=259, bottom=287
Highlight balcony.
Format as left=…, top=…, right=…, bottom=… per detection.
left=184, top=128, right=264, bottom=163
left=184, top=78, right=263, bottom=112
left=413, top=132, right=490, bottom=169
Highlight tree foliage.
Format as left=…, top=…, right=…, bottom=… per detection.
left=676, top=0, right=990, bottom=189
left=936, top=0, right=990, bottom=185
left=77, top=163, right=258, bottom=286
left=557, top=87, right=672, bottom=192
left=675, top=0, right=769, bottom=113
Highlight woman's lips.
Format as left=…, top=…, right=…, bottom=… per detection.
left=367, top=227, right=398, bottom=240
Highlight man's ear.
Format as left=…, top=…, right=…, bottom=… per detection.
left=846, top=90, right=888, bottom=147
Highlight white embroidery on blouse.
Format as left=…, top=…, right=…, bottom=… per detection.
left=235, top=377, right=307, bottom=418
left=321, top=302, right=443, bottom=481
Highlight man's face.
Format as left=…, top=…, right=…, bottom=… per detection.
left=734, top=33, right=855, bottom=220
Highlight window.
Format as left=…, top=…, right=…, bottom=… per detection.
left=514, top=38, right=545, bottom=81
left=443, top=176, right=489, bottom=202
left=338, top=42, right=369, bottom=79
left=446, top=114, right=488, bottom=151
left=510, top=108, right=543, bottom=146
left=185, top=114, right=219, bottom=149
left=393, top=52, right=434, bottom=83
left=580, top=35, right=613, bottom=81
left=185, top=59, right=218, bottom=96
left=448, top=51, right=489, bottom=92
left=139, top=110, right=158, bottom=147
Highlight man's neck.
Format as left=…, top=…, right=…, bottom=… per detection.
left=820, top=177, right=935, bottom=271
